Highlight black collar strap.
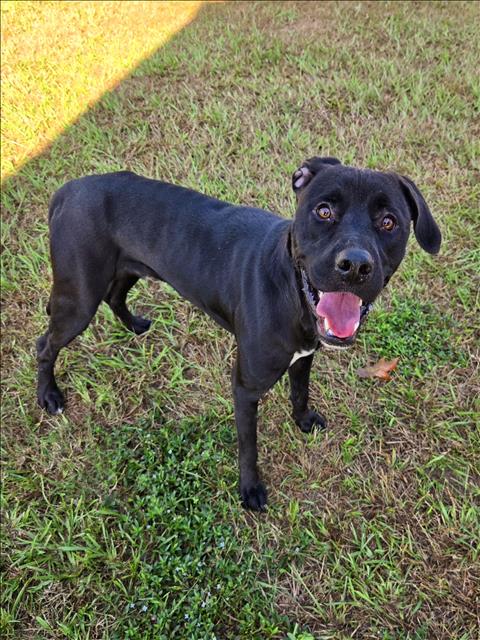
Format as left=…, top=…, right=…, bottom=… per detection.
left=300, top=267, right=318, bottom=317
left=288, top=231, right=319, bottom=321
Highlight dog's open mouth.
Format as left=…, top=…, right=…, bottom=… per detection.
left=301, top=270, right=373, bottom=348
left=315, top=291, right=371, bottom=347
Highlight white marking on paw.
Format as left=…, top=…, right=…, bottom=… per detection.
left=289, top=348, right=315, bottom=367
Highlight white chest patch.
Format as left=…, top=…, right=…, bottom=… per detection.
left=289, top=348, right=315, bottom=367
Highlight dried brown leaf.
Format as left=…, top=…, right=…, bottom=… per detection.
left=357, top=357, right=399, bottom=381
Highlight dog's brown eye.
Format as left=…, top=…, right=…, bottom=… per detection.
left=315, top=204, right=332, bottom=220
left=382, top=215, right=396, bottom=231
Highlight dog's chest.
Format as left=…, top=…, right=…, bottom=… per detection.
left=289, top=348, right=316, bottom=367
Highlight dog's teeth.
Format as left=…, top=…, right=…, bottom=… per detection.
left=324, top=318, right=330, bottom=332
left=354, top=321, right=360, bottom=331
left=326, top=329, right=335, bottom=337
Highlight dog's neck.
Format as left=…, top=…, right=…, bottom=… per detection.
left=285, top=226, right=319, bottom=344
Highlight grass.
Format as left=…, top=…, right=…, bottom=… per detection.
left=0, top=0, right=202, bottom=180
left=1, top=1, right=480, bottom=638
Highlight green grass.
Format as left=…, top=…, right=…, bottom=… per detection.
left=1, top=2, right=480, bottom=638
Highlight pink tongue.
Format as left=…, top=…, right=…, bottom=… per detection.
left=316, top=292, right=361, bottom=338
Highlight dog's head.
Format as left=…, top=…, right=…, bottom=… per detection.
left=291, top=157, right=441, bottom=349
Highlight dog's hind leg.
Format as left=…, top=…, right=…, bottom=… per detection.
left=104, top=275, right=151, bottom=335
left=37, top=277, right=106, bottom=414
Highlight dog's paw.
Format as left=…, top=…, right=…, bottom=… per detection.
left=131, top=315, right=151, bottom=335
left=240, top=481, right=268, bottom=512
left=296, top=410, right=327, bottom=434
left=38, top=385, right=65, bottom=415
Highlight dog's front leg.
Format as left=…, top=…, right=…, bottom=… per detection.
left=232, top=366, right=267, bottom=511
left=288, top=354, right=326, bottom=433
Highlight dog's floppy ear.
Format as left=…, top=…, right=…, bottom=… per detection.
left=292, top=157, right=341, bottom=194
left=398, top=175, right=441, bottom=254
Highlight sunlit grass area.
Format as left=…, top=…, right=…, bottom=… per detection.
left=0, top=0, right=202, bottom=179
left=1, top=1, right=479, bottom=638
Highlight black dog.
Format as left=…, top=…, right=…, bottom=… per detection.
left=36, top=157, right=441, bottom=510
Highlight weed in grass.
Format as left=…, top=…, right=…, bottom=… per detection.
left=361, top=294, right=469, bottom=378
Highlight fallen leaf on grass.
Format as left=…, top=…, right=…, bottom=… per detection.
left=357, top=357, right=399, bottom=381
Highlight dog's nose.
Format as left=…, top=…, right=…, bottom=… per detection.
left=335, top=248, right=374, bottom=283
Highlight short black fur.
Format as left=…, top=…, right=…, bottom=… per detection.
left=36, top=158, right=441, bottom=510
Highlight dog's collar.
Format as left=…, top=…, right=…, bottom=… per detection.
left=299, top=267, right=318, bottom=317
left=293, top=260, right=320, bottom=338
left=288, top=230, right=320, bottom=331
left=287, top=230, right=315, bottom=313
left=288, top=238, right=318, bottom=325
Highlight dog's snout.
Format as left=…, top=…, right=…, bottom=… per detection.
left=335, top=248, right=374, bottom=283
